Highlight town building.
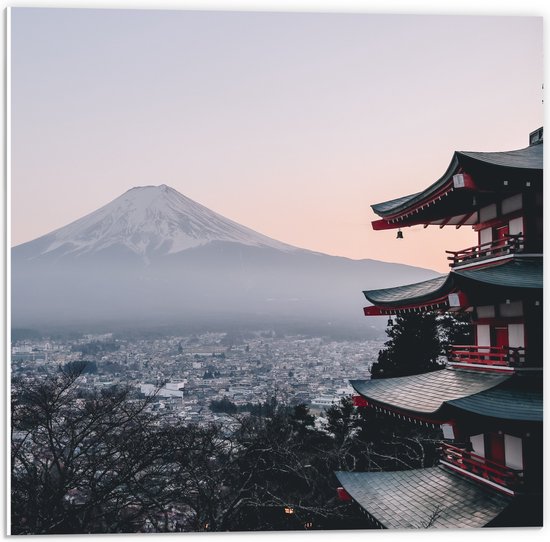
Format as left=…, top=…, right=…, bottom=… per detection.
left=336, top=128, right=543, bottom=528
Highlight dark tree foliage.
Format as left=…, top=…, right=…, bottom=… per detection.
left=12, top=361, right=445, bottom=534
left=370, top=313, right=443, bottom=379
left=369, top=312, right=472, bottom=379
left=209, top=396, right=281, bottom=417
left=224, top=402, right=367, bottom=531
left=61, top=360, right=98, bottom=374
left=11, top=364, right=168, bottom=534
left=209, top=396, right=238, bottom=414
left=437, top=312, right=473, bottom=353
left=11, top=369, right=373, bottom=534
left=324, top=397, right=441, bottom=473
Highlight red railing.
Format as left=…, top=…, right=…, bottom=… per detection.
left=446, top=234, right=524, bottom=267
left=448, top=345, right=525, bottom=367
left=440, top=442, right=523, bottom=491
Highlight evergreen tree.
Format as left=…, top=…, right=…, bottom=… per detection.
left=436, top=312, right=473, bottom=353
left=370, top=312, right=473, bottom=379
left=370, top=313, right=443, bottom=379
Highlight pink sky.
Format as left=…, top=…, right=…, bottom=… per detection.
left=10, top=9, right=542, bottom=272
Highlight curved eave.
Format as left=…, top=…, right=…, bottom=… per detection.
left=372, top=153, right=461, bottom=217
left=350, top=369, right=510, bottom=416
left=363, top=257, right=542, bottom=313
left=371, top=143, right=543, bottom=229
left=363, top=274, right=452, bottom=308
left=335, top=467, right=512, bottom=529
left=446, top=387, right=543, bottom=423
left=452, top=257, right=543, bottom=291
left=457, top=144, right=543, bottom=171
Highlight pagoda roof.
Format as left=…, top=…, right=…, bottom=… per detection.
left=363, top=274, right=450, bottom=308
left=446, top=386, right=543, bottom=422
left=458, top=144, right=543, bottom=171
left=363, top=257, right=542, bottom=312
left=335, top=466, right=512, bottom=528
left=351, top=369, right=510, bottom=415
left=371, top=139, right=543, bottom=229
left=453, top=257, right=542, bottom=290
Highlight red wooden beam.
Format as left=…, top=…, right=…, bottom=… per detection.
left=337, top=487, right=353, bottom=502
left=372, top=217, right=449, bottom=231
left=472, top=209, right=522, bottom=232
left=452, top=172, right=477, bottom=190
left=363, top=306, right=384, bottom=316
left=371, top=173, right=479, bottom=231
left=455, top=211, right=477, bottom=229
left=363, top=295, right=451, bottom=317
left=352, top=394, right=369, bottom=407
left=367, top=401, right=449, bottom=425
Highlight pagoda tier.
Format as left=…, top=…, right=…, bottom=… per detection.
left=337, top=128, right=543, bottom=528
left=442, top=379, right=543, bottom=495
left=371, top=135, right=542, bottom=231
left=363, top=256, right=542, bottom=315
left=363, top=257, right=542, bottom=372
left=350, top=377, right=542, bottom=496
left=445, top=383, right=542, bottom=423
left=335, top=467, right=512, bottom=528
left=352, top=371, right=542, bottom=431
left=350, top=369, right=510, bottom=418
left=362, top=274, right=453, bottom=314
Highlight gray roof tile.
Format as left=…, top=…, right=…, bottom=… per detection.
left=458, top=145, right=543, bottom=170
left=335, top=466, right=512, bottom=529
left=351, top=368, right=510, bottom=415
left=453, top=257, right=542, bottom=290
left=364, top=257, right=542, bottom=309
left=446, top=386, right=543, bottom=422
left=363, top=274, right=450, bottom=306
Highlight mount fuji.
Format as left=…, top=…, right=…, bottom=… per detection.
left=16, top=185, right=296, bottom=263
left=12, top=185, right=439, bottom=332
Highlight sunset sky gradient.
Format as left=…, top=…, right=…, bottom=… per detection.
left=10, top=9, right=542, bottom=271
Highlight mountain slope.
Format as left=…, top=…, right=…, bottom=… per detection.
left=15, top=184, right=295, bottom=263
left=12, top=185, right=440, bottom=330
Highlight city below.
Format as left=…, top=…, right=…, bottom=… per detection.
left=11, top=330, right=382, bottom=426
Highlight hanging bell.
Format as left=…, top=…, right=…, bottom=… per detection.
left=396, top=229, right=404, bottom=239
left=387, top=317, right=394, bottom=326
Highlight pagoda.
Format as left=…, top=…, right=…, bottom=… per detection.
left=335, top=128, right=543, bottom=528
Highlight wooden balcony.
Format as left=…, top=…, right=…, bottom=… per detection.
left=446, top=235, right=524, bottom=267
left=448, top=345, right=525, bottom=367
left=440, top=442, right=523, bottom=493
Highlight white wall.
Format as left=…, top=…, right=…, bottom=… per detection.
left=479, top=227, right=492, bottom=245
left=508, top=324, right=525, bottom=348
left=477, top=305, right=495, bottom=319
left=441, top=424, right=455, bottom=440
left=477, top=324, right=491, bottom=347
left=509, top=216, right=524, bottom=236
left=470, top=434, right=485, bottom=458
left=479, top=204, right=497, bottom=222
left=502, top=194, right=523, bottom=215
left=504, top=434, right=523, bottom=469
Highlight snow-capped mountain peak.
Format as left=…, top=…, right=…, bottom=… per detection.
left=19, top=184, right=296, bottom=260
